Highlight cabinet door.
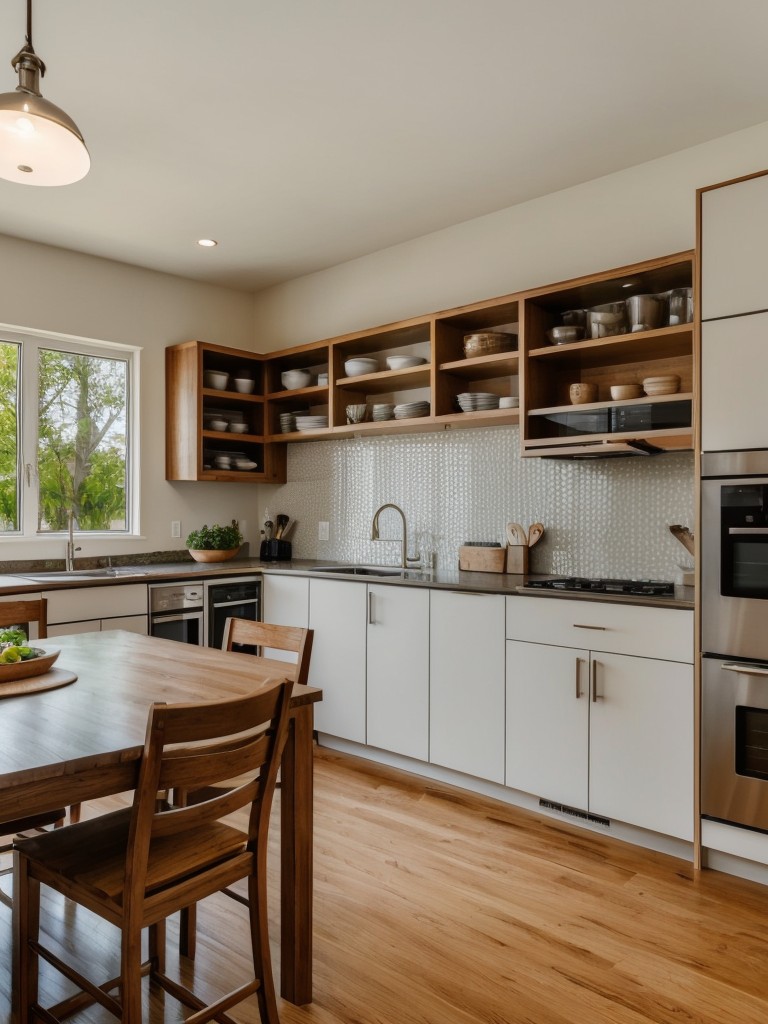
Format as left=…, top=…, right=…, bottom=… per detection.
left=589, top=652, right=693, bottom=840
left=44, top=584, right=147, bottom=625
left=367, top=585, right=429, bottom=761
left=48, top=620, right=101, bottom=636
left=262, top=574, right=310, bottom=662
left=309, top=579, right=367, bottom=743
left=105, top=614, right=148, bottom=635
left=506, top=640, right=589, bottom=809
left=701, top=174, right=768, bottom=320
left=429, top=591, right=505, bottom=783
left=701, top=314, right=768, bottom=452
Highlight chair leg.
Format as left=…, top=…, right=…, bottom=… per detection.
left=12, top=852, right=40, bottom=1022
left=149, top=918, right=166, bottom=975
left=248, top=871, right=279, bottom=1024
left=121, top=921, right=144, bottom=1022
left=179, top=903, right=197, bottom=960
left=68, top=803, right=82, bottom=825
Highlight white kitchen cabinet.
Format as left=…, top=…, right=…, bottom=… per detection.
left=700, top=172, right=768, bottom=321
left=506, top=596, right=694, bottom=841
left=700, top=314, right=768, bottom=452
left=430, top=590, right=505, bottom=784
left=43, top=584, right=148, bottom=636
left=506, top=639, right=589, bottom=809
left=309, top=578, right=367, bottom=743
left=366, top=584, right=429, bottom=760
left=262, top=573, right=310, bottom=662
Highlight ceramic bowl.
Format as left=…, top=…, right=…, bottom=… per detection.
left=386, top=355, right=426, bottom=370
left=281, top=369, right=312, bottom=390
left=547, top=325, right=584, bottom=345
left=233, top=378, right=255, bottom=394
left=463, top=332, right=516, bottom=358
left=346, top=404, right=368, bottom=424
left=569, top=382, right=598, bottom=405
left=209, top=419, right=228, bottom=431
left=610, top=384, right=643, bottom=401
left=344, top=357, right=379, bottom=377
left=203, top=370, right=229, bottom=390
left=229, top=422, right=249, bottom=433
left=499, top=396, right=520, bottom=408
left=642, top=374, right=680, bottom=396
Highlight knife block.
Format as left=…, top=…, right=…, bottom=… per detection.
left=505, top=544, right=529, bottom=575
left=260, top=539, right=292, bottom=562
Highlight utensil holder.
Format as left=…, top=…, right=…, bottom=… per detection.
left=506, top=545, right=529, bottom=575
left=260, top=539, right=292, bottom=562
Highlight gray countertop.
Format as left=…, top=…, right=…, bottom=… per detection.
left=0, top=558, right=695, bottom=610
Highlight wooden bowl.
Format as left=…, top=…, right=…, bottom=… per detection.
left=0, top=646, right=60, bottom=684
left=610, top=384, right=643, bottom=401
left=188, top=547, right=241, bottom=563
left=569, top=382, right=597, bottom=405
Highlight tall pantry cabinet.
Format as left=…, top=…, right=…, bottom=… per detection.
left=699, top=171, right=768, bottom=451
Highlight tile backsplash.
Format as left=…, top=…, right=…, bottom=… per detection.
left=264, top=426, right=695, bottom=581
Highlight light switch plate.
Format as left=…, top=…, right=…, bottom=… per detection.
left=318, top=520, right=330, bottom=541
left=171, top=520, right=181, bottom=538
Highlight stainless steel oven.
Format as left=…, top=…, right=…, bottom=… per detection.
left=701, top=449, right=768, bottom=830
left=148, top=582, right=204, bottom=646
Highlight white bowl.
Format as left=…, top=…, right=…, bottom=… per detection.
left=499, top=396, right=519, bottom=408
left=203, top=370, right=229, bottom=390
left=281, top=369, right=312, bottom=390
left=229, top=422, right=249, bottom=433
left=209, top=419, right=228, bottom=431
left=344, top=357, right=379, bottom=377
left=235, top=459, right=257, bottom=470
left=386, top=355, right=426, bottom=370
left=233, top=378, right=255, bottom=394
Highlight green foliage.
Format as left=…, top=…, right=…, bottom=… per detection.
left=0, top=343, right=19, bottom=530
left=186, top=519, right=243, bottom=550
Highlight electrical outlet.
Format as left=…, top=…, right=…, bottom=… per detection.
left=318, top=520, right=330, bottom=541
left=171, top=520, right=181, bottom=539
left=239, top=519, right=247, bottom=538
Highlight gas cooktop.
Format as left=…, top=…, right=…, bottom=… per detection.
left=524, top=577, right=675, bottom=596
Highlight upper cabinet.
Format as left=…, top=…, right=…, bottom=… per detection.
left=166, top=251, right=694, bottom=479
left=166, top=340, right=286, bottom=484
left=700, top=171, right=768, bottom=321
left=519, top=252, right=695, bottom=458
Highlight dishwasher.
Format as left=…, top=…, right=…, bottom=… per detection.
left=204, top=576, right=261, bottom=651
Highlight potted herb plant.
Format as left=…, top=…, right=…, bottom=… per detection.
left=186, top=519, right=243, bottom=562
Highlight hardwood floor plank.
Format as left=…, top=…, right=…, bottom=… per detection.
left=2, top=746, right=768, bottom=1022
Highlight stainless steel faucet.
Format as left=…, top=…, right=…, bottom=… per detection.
left=65, top=509, right=81, bottom=571
left=371, top=503, right=412, bottom=569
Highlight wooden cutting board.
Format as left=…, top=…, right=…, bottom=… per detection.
left=0, top=668, right=77, bottom=699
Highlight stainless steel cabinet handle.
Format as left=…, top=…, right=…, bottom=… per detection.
left=368, top=591, right=374, bottom=625
left=573, top=623, right=607, bottom=631
left=728, top=527, right=768, bottom=535
left=591, top=660, right=603, bottom=702
left=722, top=661, right=768, bottom=676
left=575, top=657, right=584, bottom=698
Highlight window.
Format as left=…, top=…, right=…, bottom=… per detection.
left=0, top=327, right=139, bottom=537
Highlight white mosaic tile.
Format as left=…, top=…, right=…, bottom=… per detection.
left=266, top=426, right=694, bottom=581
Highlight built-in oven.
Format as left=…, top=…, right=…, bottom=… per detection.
left=204, top=576, right=261, bottom=652
left=148, top=581, right=204, bottom=646
left=701, top=449, right=768, bottom=831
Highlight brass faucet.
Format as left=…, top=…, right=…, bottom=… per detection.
left=371, top=503, right=412, bottom=569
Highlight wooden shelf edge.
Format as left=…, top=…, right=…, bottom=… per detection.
left=202, top=387, right=264, bottom=402
left=529, top=392, right=693, bottom=416
left=528, top=323, right=693, bottom=359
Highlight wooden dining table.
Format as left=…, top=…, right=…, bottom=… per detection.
left=0, top=629, right=322, bottom=1006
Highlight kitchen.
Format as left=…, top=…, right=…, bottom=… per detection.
left=2, top=2, right=768, bottom=1022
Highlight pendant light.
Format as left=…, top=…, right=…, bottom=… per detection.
left=0, top=0, right=89, bottom=186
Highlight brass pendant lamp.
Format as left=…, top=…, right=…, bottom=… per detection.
left=0, top=0, right=89, bottom=186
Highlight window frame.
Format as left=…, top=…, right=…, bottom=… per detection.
left=0, top=323, right=141, bottom=540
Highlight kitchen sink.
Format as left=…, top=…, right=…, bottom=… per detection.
left=312, top=565, right=427, bottom=578
left=17, top=568, right=149, bottom=582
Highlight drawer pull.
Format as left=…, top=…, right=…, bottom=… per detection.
left=575, top=657, right=584, bottom=699
left=722, top=661, right=768, bottom=677
left=574, top=623, right=607, bottom=631
left=368, top=591, right=374, bottom=625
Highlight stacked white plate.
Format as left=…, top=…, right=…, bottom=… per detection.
left=279, top=412, right=296, bottom=433
left=295, top=415, right=328, bottom=432
left=393, top=401, right=430, bottom=419
left=457, top=392, right=500, bottom=412
left=372, top=403, right=394, bottom=421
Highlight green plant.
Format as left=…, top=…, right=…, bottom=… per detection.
left=185, top=519, right=243, bottom=551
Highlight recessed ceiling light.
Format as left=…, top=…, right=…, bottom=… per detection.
left=197, top=238, right=218, bottom=248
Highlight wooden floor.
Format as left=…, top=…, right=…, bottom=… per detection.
left=2, top=745, right=768, bottom=1022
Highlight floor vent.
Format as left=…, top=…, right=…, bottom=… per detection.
left=539, top=798, right=610, bottom=828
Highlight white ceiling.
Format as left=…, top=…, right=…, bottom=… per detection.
left=0, top=0, right=767, bottom=292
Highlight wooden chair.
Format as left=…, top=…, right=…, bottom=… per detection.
left=13, top=679, right=293, bottom=1024
left=179, top=617, right=314, bottom=959
left=0, top=599, right=81, bottom=827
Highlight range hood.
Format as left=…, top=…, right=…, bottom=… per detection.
left=533, top=439, right=665, bottom=459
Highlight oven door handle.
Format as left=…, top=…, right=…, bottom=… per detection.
left=722, top=661, right=768, bottom=677
left=211, top=598, right=259, bottom=610
left=727, top=527, right=768, bottom=535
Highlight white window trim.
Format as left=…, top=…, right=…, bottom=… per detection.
left=0, top=321, right=142, bottom=540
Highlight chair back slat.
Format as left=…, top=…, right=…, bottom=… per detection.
left=151, top=778, right=261, bottom=838
left=158, top=686, right=285, bottom=745
left=0, top=598, right=47, bottom=640
left=158, top=731, right=272, bottom=791
left=223, top=618, right=314, bottom=687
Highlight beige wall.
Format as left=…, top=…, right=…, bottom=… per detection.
left=252, top=120, right=768, bottom=348
left=0, top=237, right=259, bottom=563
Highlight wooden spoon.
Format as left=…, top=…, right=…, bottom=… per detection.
left=506, top=522, right=527, bottom=546
left=528, top=523, right=545, bottom=547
